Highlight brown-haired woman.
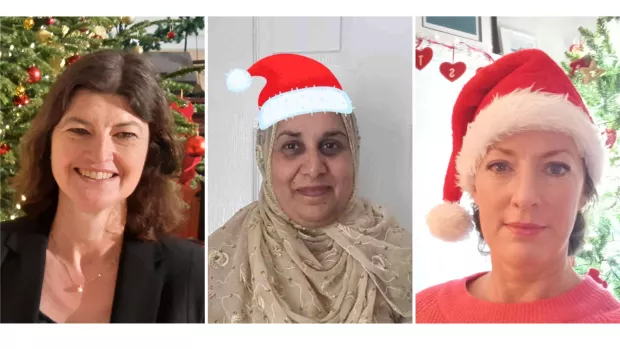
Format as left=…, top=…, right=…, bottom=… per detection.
left=0, top=50, right=204, bottom=323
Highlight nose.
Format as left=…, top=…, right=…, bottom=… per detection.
left=87, top=134, right=115, bottom=163
left=510, top=165, right=542, bottom=209
left=300, top=148, right=327, bottom=178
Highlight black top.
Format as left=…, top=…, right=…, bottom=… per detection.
left=0, top=213, right=205, bottom=323
left=38, top=311, right=55, bottom=323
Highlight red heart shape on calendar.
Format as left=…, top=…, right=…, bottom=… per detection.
left=415, top=47, right=433, bottom=70
left=440, top=62, right=467, bottom=82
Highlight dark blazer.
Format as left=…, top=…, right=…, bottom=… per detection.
left=0, top=213, right=205, bottom=323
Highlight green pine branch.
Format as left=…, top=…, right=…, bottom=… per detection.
left=563, top=17, right=620, bottom=299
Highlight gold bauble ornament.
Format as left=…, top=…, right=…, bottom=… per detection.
left=47, top=41, right=65, bottom=54
left=120, top=16, right=135, bottom=25
left=131, top=45, right=143, bottom=54
left=93, top=25, right=107, bottom=38
left=36, top=29, right=54, bottom=44
left=15, top=85, right=26, bottom=96
left=49, top=56, right=65, bottom=74
left=24, top=17, right=35, bottom=30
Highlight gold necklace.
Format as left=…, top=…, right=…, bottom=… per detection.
left=48, top=238, right=120, bottom=293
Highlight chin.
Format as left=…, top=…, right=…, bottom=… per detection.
left=294, top=206, right=337, bottom=228
left=64, top=192, right=125, bottom=214
left=499, top=244, right=547, bottom=265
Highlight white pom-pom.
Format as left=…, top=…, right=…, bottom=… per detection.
left=226, top=68, right=252, bottom=93
left=426, top=202, right=473, bottom=242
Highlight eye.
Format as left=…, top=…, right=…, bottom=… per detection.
left=281, top=141, right=302, bottom=153
left=322, top=141, right=340, bottom=150
left=320, top=141, right=342, bottom=155
left=116, top=132, right=137, bottom=139
left=487, top=161, right=511, bottom=173
left=546, top=162, right=570, bottom=176
left=68, top=128, right=89, bottom=135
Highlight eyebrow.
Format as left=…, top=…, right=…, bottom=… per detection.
left=60, top=116, right=143, bottom=129
left=490, top=147, right=573, bottom=159
left=276, top=130, right=347, bottom=140
left=323, top=131, right=347, bottom=138
left=276, top=131, right=301, bottom=139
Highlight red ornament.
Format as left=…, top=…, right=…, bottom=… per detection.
left=13, top=94, right=30, bottom=106
left=170, top=99, right=194, bottom=122
left=439, top=62, right=467, bottom=82
left=587, top=268, right=608, bottom=289
left=93, top=35, right=104, bottom=40
left=185, top=135, right=205, bottom=157
left=27, top=66, right=41, bottom=83
left=569, top=43, right=582, bottom=53
left=0, top=143, right=11, bottom=156
left=66, top=54, right=81, bottom=65
left=47, top=17, right=56, bottom=26
left=167, top=31, right=176, bottom=40
left=604, top=128, right=617, bottom=149
left=80, top=27, right=88, bottom=33
left=415, top=47, right=433, bottom=70
left=569, top=56, right=591, bottom=76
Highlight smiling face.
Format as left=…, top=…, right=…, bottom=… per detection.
left=51, top=90, right=150, bottom=213
left=270, top=112, right=355, bottom=228
left=472, top=130, right=587, bottom=264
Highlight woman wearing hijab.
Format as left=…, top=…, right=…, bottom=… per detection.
left=1, top=50, right=204, bottom=323
left=208, top=54, right=412, bottom=323
left=416, top=49, right=620, bottom=323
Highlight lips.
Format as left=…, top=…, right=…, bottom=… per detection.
left=505, top=222, right=546, bottom=236
left=296, top=186, right=331, bottom=197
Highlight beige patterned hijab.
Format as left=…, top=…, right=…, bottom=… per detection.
left=208, top=113, right=412, bottom=323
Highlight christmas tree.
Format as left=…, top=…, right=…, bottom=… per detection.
left=0, top=16, right=205, bottom=222
left=561, top=16, right=620, bottom=299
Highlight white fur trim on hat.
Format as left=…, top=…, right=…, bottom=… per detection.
left=257, top=86, right=353, bottom=130
left=456, top=87, right=605, bottom=195
left=427, top=201, right=474, bottom=242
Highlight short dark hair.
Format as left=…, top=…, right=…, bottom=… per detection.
left=12, top=49, right=185, bottom=240
left=472, top=165, right=597, bottom=257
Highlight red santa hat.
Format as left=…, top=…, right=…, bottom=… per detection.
left=427, top=48, right=606, bottom=242
left=226, top=53, right=353, bottom=130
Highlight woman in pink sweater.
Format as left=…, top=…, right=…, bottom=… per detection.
left=416, top=48, right=620, bottom=323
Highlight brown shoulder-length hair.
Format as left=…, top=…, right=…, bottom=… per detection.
left=12, top=49, right=186, bottom=240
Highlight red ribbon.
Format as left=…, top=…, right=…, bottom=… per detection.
left=179, top=155, right=203, bottom=185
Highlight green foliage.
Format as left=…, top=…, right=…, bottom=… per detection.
left=562, top=17, right=620, bottom=299
left=0, top=16, right=205, bottom=222
left=152, top=17, right=205, bottom=51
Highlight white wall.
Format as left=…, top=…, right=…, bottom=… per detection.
left=207, top=17, right=256, bottom=235
left=208, top=17, right=413, bottom=235
left=497, top=17, right=597, bottom=62
left=413, top=17, right=599, bottom=292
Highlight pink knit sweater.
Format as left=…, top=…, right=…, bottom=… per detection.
left=416, top=272, right=620, bottom=323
